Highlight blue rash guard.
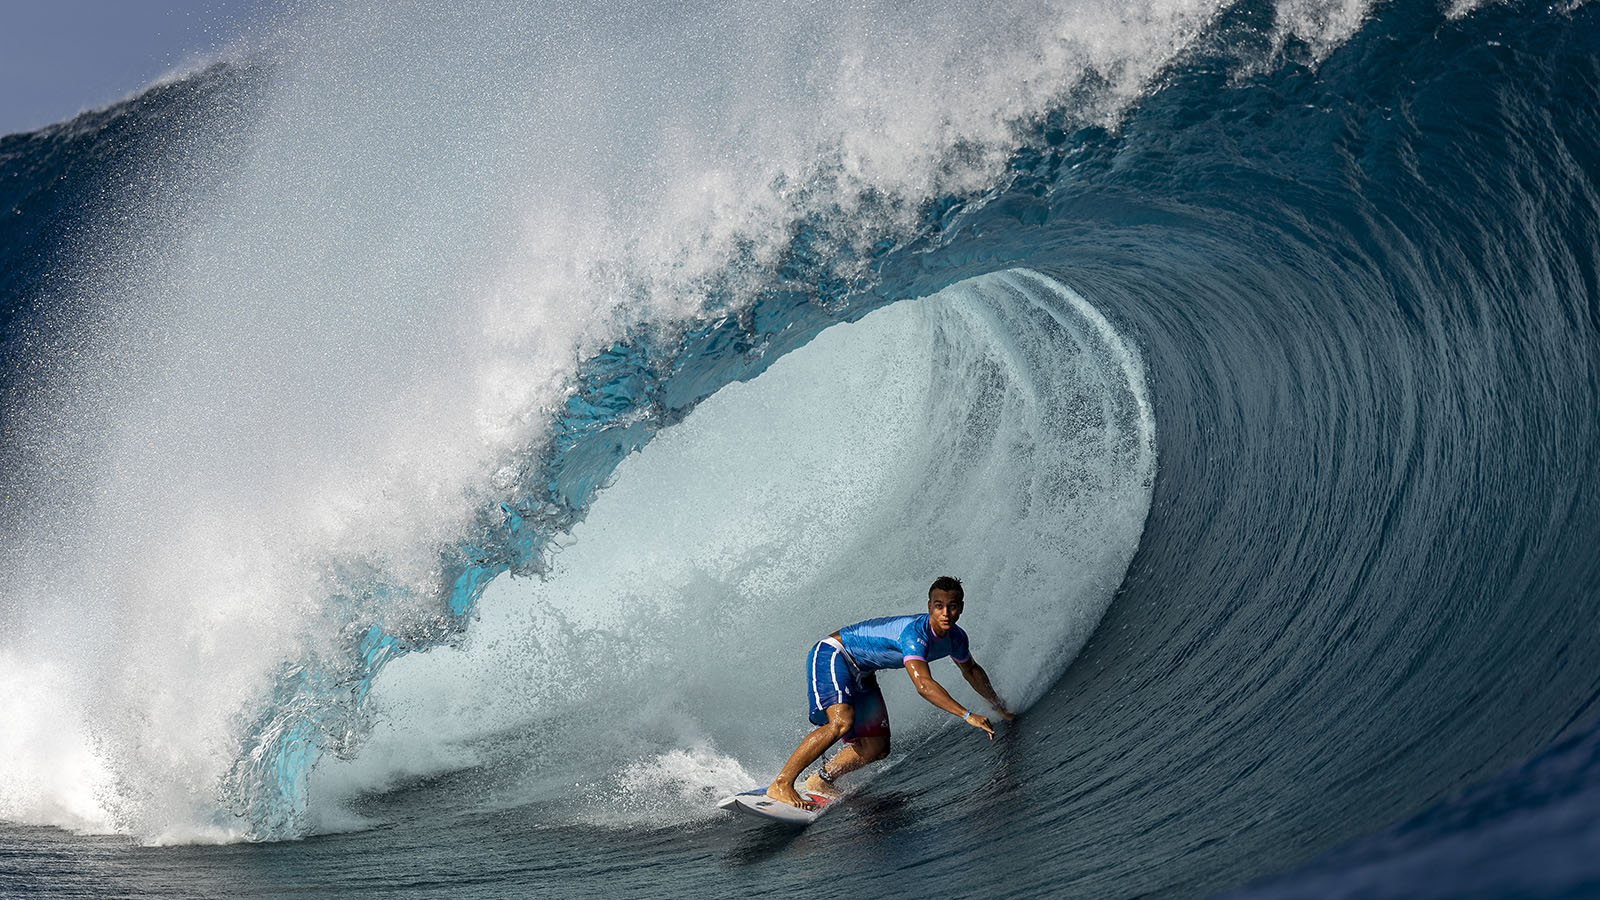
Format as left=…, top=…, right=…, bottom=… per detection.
left=837, top=614, right=971, bottom=672
left=805, top=613, right=972, bottom=737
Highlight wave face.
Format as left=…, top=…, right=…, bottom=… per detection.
left=2, top=0, right=1600, bottom=896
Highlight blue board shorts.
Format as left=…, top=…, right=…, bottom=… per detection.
left=807, top=638, right=889, bottom=741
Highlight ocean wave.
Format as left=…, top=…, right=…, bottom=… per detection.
left=2, top=1, right=1599, bottom=897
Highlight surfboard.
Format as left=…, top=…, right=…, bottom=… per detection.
left=717, top=788, right=834, bottom=825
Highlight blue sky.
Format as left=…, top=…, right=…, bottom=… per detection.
left=0, top=0, right=283, bottom=137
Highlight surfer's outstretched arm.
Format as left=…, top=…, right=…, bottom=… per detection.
left=957, top=658, right=1015, bottom=720
left=905, top=659, right=996, bottom=738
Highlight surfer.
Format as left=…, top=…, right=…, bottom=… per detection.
left=765, top=576, right=1015, bottom=809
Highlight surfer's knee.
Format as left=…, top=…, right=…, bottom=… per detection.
left=823, top=703, right=854, bottom=738
left=860, top=736, right=890, bottom=761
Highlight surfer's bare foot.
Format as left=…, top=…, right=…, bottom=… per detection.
left=765, top=781, right=812, bottom=809
left=803, top=773, right=841, bottom=798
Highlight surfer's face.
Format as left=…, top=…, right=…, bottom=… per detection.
left=928, top=589, right=963, bottom=636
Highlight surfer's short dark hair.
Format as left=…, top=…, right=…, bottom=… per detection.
left=929, top=576, right=964, bottom=600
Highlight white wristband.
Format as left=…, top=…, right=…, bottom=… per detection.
left=960, top=708, right=971, bottom=720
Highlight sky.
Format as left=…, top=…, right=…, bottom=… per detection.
left=0, top=0, right=284, bottom=137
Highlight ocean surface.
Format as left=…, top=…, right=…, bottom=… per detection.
left=3, top=0, right=1599, bottom=897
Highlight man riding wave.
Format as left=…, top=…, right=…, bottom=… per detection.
left=766, top=575, right=1015, bottom=808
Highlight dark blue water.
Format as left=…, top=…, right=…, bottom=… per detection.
left=4, top=1, right=1600, bottom=897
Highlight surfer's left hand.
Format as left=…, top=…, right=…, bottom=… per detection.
left=965, top=711, right=996, bottom=738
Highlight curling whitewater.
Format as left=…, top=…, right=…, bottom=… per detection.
left=2, top=0, right=1196, bottom=845
left=3, top=0, right=1600, bottom=898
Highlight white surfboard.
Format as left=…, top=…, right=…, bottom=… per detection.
left=717, top=788, right=833, bottom=825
